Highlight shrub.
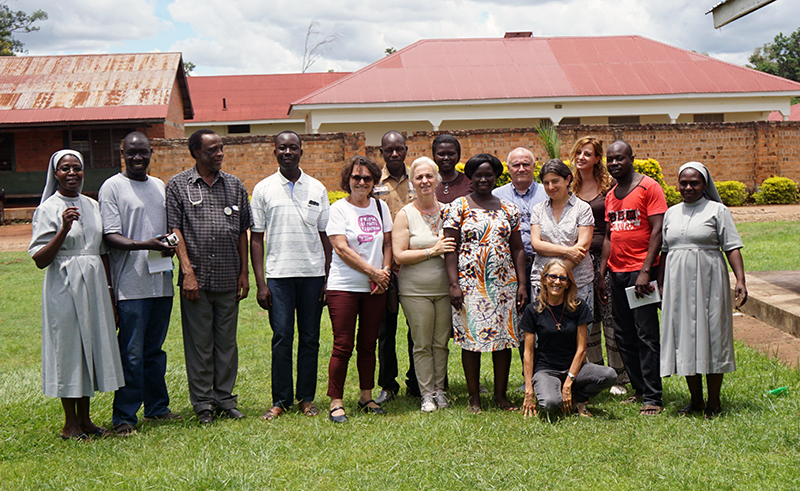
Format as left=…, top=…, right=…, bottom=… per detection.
left=632, top=158, right=682, bottom=207
left=455, top=161, right=512, bottom=188
left=716, top=180, right=748, bottom=207
left=752, top=176, right=799, bottom=205
left=327, top=190, right=349, bottom=204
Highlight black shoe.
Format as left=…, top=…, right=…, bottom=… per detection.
left=197, top=410, right=214, bottom=424
left=375, top=389, right=395, bottom=405
left=329, top=406, right=348, bottom=423
left=216, top=407, right=246, bottom=420
left=357, top=399, right=386, bottom=415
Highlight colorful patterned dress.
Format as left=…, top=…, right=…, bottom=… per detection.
left=443, top=197, right=521, bottom=352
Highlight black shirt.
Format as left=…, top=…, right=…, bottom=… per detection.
left=520, top=300, right=593, bottom=372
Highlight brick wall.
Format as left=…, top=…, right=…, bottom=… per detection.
left=148, top=132, right=366, bottom=192
left=149, top=122, right=800, bottom=193
left=13, top=129, right=63, bottom=171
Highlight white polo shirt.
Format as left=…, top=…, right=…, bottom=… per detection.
left=251, top=169, right=330, bottom=278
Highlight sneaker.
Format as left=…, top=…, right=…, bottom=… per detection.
left=375, top=389, right=396, bottom=405
left=610, top=384, right=628, bottom=396
left=435, top=391, right=449, bottom=409
left=421, top=395, right=437, bottom=413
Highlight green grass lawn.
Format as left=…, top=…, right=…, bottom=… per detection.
left=0, top=222, right=799, bottom=489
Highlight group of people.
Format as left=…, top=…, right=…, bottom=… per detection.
left=30, top=127, right=748, bottom=439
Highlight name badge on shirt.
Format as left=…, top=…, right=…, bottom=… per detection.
left=308, top=200, right=319, bottom=207
left=373, top=185, right=389, bottom=196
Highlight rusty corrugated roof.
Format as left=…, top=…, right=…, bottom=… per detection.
left=187, top=72, right=349, bottom=123
left=293, top=35, right=800, bottom=106
left=0, top=52, right=192, bottom=124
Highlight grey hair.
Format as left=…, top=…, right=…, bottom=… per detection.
left=409, top=156, right=441, bottom=185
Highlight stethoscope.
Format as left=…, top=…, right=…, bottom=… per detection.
left=187, top=179, right=236, bottom=215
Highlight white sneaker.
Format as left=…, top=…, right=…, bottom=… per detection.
left=610, top=384, right=628, bottom=396
left=421, top=395, right=437, bottom=413
left=435, top=391, right=449, bottom=409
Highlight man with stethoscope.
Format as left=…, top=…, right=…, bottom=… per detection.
left=166, top=129, right=253, bottom=425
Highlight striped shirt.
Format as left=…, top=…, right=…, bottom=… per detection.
left=166, top=166, right=253, bottom=292
left=251, top=170, right=330, bottom=278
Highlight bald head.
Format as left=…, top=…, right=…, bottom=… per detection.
left=506, top=147, right=535, bottom=191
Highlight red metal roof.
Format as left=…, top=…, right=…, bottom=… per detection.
left=293, top=36, right=800, bottom=106
left=0, top=52, right=192, bottom=124
left=769, top=103, right=800, bottom=121
left=187, top=72, right=349, bottom=123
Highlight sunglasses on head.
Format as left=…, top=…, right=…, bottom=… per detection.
left=545, top=273, right=569, bottom=283
left=351, top=175, right=374, bottom=183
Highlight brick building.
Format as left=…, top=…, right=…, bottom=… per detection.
left=0, top=53, right=192, bottom=201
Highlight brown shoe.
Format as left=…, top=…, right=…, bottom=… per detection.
left=260, top=406, right=284, bottom=421
left=114, top=423, right=137, bottom=436
left=299, top=401, right=319, bottom=417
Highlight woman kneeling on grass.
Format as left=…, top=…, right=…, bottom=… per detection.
left=521, top=259, right=616, bottom=417
left=29, top=150, right=124, bottom=440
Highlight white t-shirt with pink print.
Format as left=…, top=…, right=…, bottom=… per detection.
left=326, top=197, right=393, bottom=292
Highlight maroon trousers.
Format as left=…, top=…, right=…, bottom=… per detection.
left=326, top=290, right=387, bottom=399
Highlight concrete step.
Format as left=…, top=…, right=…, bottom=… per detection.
left=731, top=271, right=800, bottom=339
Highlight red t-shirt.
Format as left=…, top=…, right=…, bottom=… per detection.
left=605, top=176, right=667, bottom=273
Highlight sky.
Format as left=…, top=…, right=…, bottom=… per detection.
left=10, top=0, right=800, bottom=76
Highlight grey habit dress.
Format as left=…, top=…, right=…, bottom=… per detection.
left=660, top=197, right=743, bottom=377
left=29, top=192, right=124, bottom=397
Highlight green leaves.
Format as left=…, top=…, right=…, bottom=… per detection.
left=0, top=3, right=47, bottom=56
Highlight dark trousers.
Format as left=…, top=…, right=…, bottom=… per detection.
left=377, top=305, right=420, bottom=395
left=609, top=271, right=663, bottom=406
left=113, top=296, right=173, bottom=426
left=326, top=291, right=387, bottom=400
left=267, top=277, right=325, bottom=408
left=181, top=290, right=239, bottom=413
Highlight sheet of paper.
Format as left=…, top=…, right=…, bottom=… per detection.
left=625, top=280, right=661, bottom=309
left=147, top=250, right=174, bottom=274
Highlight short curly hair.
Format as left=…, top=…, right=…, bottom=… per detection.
left=339, top=155, right=382, bottom=195
left=463, top=153, right=503, bottom=179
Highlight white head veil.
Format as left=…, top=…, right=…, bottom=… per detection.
left=40, top=150, right=85, bottom=205
left=678, top=161, right=721, bottom=203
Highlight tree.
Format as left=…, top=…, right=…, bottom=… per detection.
left=0, top=2, right=47, bottom=56
left=385, top=47, right=396, bottom=56
left=301, top=20, right=340, bottom=73
left=748, top=27, right=800, bottom=104
left=183, top=61, right=196, bottom=75
left=535, top=119, right=561, bottom=160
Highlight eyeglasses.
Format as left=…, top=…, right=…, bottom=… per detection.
left=545, top=273, right=570, bottom=283
left=351, top=175, right=374, bottom=183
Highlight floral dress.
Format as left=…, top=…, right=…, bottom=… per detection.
left=443, top=197, right=521, bottom=352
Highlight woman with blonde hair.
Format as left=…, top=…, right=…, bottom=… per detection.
left=393, top=157, right=456, bottom=412
left=569, top=136, right=629, bottom=395
left=521, top=259, right=616, bottom=417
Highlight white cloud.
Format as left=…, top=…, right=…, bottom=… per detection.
left=6, top=0, right=800, bottom=74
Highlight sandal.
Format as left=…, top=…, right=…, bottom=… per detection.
left=493, top=399, right=519, bottom=412
left=299, top=401, right=319, bottom=417
left=621, top=394, right=643, bottom=404
left=575, top=403, right=593, bottom=417
left=639, top=404, right=663, bottom=416
left=677, top=402, right=705, bottom=416
left=704, top=406, right=722, bottom=419
left=329, top=406, right=348, bottom=423
left=357, top=399, right=386, bottom=415
left=467, top=405, right=483, bottom=414
left=84, top=426, right=113, bottom=438
left=61, top=432, right=90, bottom=441
left=260, top=406, right=284, bottom=421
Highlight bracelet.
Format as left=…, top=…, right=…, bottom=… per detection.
left=425, top=248, right=431, bottom=260
left=567, top=372, right=576, bottom=381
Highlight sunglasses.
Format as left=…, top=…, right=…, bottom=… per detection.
left=351, top=175, right=374, bottom=183
left=545, top=273, right=570, bottom=283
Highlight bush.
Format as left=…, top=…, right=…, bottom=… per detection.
left=752, top=176, right=799, bottom=205
left=327, top=190, right=349, bottom=204
left=633, top=158, right=682, bottom=207
left=716, top=180, right=748, bottom=207
left=455, top=161, right=513, bottom=188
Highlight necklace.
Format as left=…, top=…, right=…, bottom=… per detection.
left=441, top=174, right=459, bottom=195
left=414, top=201, right=440, bottom=235
left=546, top=302, right=565, bottom=331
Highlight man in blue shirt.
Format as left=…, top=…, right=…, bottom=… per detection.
left=493, top=147, right=548, bottom=295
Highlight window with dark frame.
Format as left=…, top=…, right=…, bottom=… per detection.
left=64, top=127, right=135, bottom=168
left=694, top=113, right=724, bottom=123
left=228, top=124, right=251, bottom=134
left=608, top=116, right=640, bottom=124
left=0, top=133, right=14, bottom=172
left=559, top=118, right=581, bottom=125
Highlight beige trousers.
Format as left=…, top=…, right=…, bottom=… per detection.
left=400, top=294, right=451, bottom=398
